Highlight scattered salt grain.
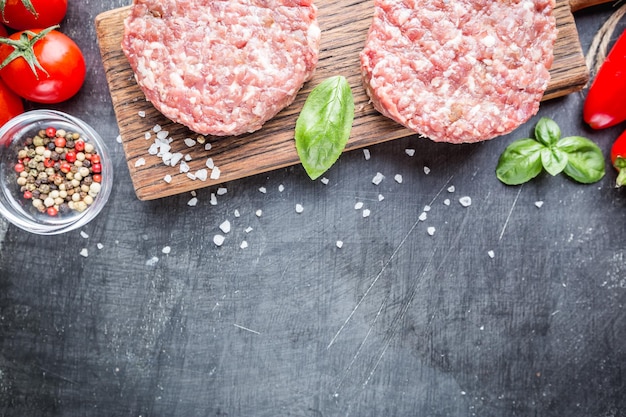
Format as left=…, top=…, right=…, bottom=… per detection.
left=234, top=209, right=240, bottom=217
left=186, top=172, right=197, bottom=181
left=372, top=172, right=385, bottom=185
left=362, top=209, right=371, bottom=218
left=217, top=187, right=227, bottom=195
left=148, top=143, right=159, bottom=155
left=184, top=154, right=192, bottom=162
left=278, top=184, right=285, bottom=192
left=423, top=205, right=431, bottom=212
left=255, top=209, right=263, bottom=217
left=170, top=153, right=183, bottom=166
left=206, top=158, right=215, bottom=169
left=245, top=227, right=253, bottom=233
left=204, top=143, right=212, bottom=151
left=156, top=130, right=169, bottom=140
left=443, top=199, right=450, bottom=206
left=405, top=148, right=415, bottom=157
left=191, top=191, right=196, bottom=197
left=354, top=201, right=364, bottom=210
left=153, top=124, right=162, bottom=132
left=363, top=149, right=371, bottom=160
left=394, top=174, right=403, bottom=184
left=184, top=138, right=196, bottom=147
left=187, top=197, right=198, bottom=206
left=162, top=246, right=171, bottom=254
left=116, top=134, right=122, bottom=143
left=219, top=220, right=231, bottom=234
left=96, top=243, right=104, bottom=250
left=418, top=212, right=428, bottom=221
left=320, top=177, right=329, bottom=185
left=423, top=166, right=431, bottom=175
left=79, top=248, right=88, bottom=257
left=447, top=185, right=455, bottom=193
left=179, top=161, right=190, bottom=173
left=488, top=250, right=495, bottom=259
left=378, top=194, right=384, bottom=201
left=195, top=169, right=208, bottom=181
left=80, top=231, right=89, bottom=239
left=459, top=196, right=472, bottom=207
left=336, top=240, right=344, bottom=248
left=213, top=235, right=225, bottom=246
left=210, top=193, right=217, bottom=205
left=145, top=256, right=159, bottom=266
left=144, top=132, right=151, bottom=140
left=295, top=204, right=304, bottom=213
left=259, top=187, right=267, bottom=194
left=427, top=227, right=436, bottom=236
left=240, top=241, right=248, bottom=249
left=134, top=158, right=146, bottom=167
left=138, top=110, right=146, bottom=118
left=535, top=201, right=544, bottom=208
left=210, top=166, right=221, bottom=180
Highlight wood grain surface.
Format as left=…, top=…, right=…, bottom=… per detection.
left=96, top=0, right=593, bottom=201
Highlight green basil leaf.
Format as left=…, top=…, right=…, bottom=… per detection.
left=535, top=117, right=561, bottom=147
left=556, top=136, right=606, bottom=183
left=295, top=75, right=354, bottom=180
left=540, top=146, right=568, bottom=176
left=496, top=138, right=545, bottom=185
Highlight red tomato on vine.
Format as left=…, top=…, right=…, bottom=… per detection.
left=0, top=26, right=86, bottom=103
left=0, top=0, right=67, bottom=31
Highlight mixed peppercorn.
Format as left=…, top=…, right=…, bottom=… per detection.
left=13, top=126, right=102, bottom=217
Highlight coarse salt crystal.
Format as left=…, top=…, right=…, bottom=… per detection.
left=423, top=205, right=431, bottom=212
left=186, top=172, right=196, bottom=181
left=179, top=161, right=190, bottom=173
left=405, top=149, right=415, bottom=157
left=444, top=199, right=450, bottom=206
left=79, top=248, right=88, bottom=257
left=210, top=166, right=221, bottom=180
left=427, top=227, right=436, bottom=236
left=354, top=201, right=364, bottom=210
left=295, top=204, right=304, bottom=213
left=394, top=174, right=403, bottom=184
left=447, top=185, right=455, bottom=193
left=209, top=193, right=217, bottom=205
left=336, top=240, right=344, bottom=248
left=255, top=209, right=263, bottom=217
left=156, top=130, right=169, bottom=140
left=148, top=143, right=159, bottom=155
left=162, top=246, right=171, bottom=254
left=205, top=143, right=212, bottom=151
left=163, top=174, right=172, bottom=183
left=153, top=124, right=162, bottom=132
left=116, top=135, right=122, bottom=143
left=535, top=201, right=544, bottom=208
left=488, top=250, right=495, bottom=258
left=234, top=209, right=240, bottom=217
left=423, top=166, right=431, bottom=175
left=418, top=212, right=427, bottom=221
left=144, top=132, right=151, bottom=140
left=220, top=220, right=231, bottom=234
left=134, top=158, right=146, bottom=167
left=184, top=138, right=196, bottom=147
left=362, top=209, right=371, bottom=218
left=138, top=110, right=146, bottom=117
left=245, top=226, right=253, bottom=233
left=372, top=172, right=385, bottom=185
left=195, top=169, right=208, bottom=181
left=145, top=256, right=159, bottom=266
left=217, top=187, right=227, bottom=195
left=191, top=191, right=196, bottom=197
left=205, top=158, right=214, bottom=169
left=320, top=177, right=329, bottom=185
left=161, top=152, right=173, bottom=165
left=459, top=196, right=472, bottom=207
left=278, top=184, right=285, bottom=192
left=184, top=154, right=192, bottom=162
left=378, top=194, right=384, bottom=201
left=170, top=153, right=183, bottom=166
left=240, top=240, right=248, bottom=249
left=187, top=197, right=198, bottom=206
left=259, top=187, right=267, bottom=194
left=80, top=231, right=89, bottom=239
left=213, top=235, right=225, bottom=246
left=363, top=149, right=371, bottom=160
left=96, top=243, right=104, bottom=250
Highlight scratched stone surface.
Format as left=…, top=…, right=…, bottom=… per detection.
left=1, top=2, right=626, bottom=417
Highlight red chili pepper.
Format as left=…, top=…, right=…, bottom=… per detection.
left=584, top=28, right=626, bottom=129
left=610, top=129, right=626, bottom=187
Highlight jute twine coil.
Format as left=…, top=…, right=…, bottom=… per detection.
left=585, top=1, right=626, bottom=82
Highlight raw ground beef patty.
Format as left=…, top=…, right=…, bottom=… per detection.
left=360, top=0, right=557, bottom=143
left=122, top=0, right=320, bottom=136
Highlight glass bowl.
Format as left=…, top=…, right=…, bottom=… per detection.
left=0, top=110, right=113, bottom=235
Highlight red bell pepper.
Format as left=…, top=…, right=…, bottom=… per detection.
left=584, top=28, right=626, bottom=129
left=610, top=129, right=626, bottom=187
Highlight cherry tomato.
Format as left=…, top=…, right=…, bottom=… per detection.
left=0, top=26, right=85, bottom=103
left=610, top=129, right=626, bottom=188
left=0, top=77, right=23, bottom=126
left=1, top=0, right=67, bottom=31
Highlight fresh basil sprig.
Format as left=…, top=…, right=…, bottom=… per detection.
left=295, top=75, right=354, bottom=180
left=496, top=117, right=605, bottom=185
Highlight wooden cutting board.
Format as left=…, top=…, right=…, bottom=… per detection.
left=95, top=0, right=606, bottom=201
